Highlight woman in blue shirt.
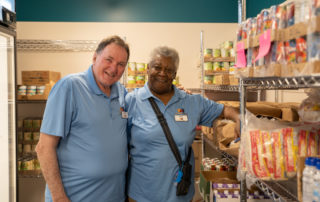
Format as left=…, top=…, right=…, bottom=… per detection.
left=126, top=46, right=240, bottom=202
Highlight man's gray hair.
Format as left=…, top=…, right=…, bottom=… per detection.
left=149, top=46, right=179, bottom=70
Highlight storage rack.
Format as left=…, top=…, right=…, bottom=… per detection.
left=239, top=75, right=320, bottom=202
left=17, top=39, right=99, bottom=52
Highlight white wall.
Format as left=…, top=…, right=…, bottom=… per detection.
left=16, top=22, right=307, bottom=103
left=16, top=22, right=238, bottom=88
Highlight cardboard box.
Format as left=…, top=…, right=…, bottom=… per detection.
left=192, top=140, right=203, bottom=178
left=281, top=107, right=299, bottom=122
left=214, top=74, right=230, bottom=85
left=229, top=74, right=239, bottom=85
left=22, top=71, right=61, bottom=85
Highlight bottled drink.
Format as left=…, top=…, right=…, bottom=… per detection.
left=313, top=159, right=320, bottom=202
left=303, top=157, right=316, bottom=202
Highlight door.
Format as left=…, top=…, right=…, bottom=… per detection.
left=0, top=29, right=16, bottom=202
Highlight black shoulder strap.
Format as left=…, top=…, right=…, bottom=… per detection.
left=148, top=97, right=191, bottom=167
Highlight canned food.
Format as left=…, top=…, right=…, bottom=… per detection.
left=220, top=49, right=229, bottom=58
left=136, top=75, right=145, bottom=85
left=32, top=119, right=41, bottom=128
left=18, top=144, right=23, bottom=153
left=213, top=62, right=221, bottom=71
left=23, top=119, right=33, bottom=128
left=36, top=86, right=46, bottom=95
left=24, top=132, right=32, bottom=141
left=128, top=62, right=136, bottom=74
left=204, top=62, right=213, bottom=70
left=204, top=76, right=213, bottom=84
left=18, top=85, right=27, bottom=95
left=204, top=48, right=213, bottom=57
left=18, top=131, right=23, bottom=141
left=34, top=159, right=41, bottom=170
left=127, top=76, right=136, bottom=84
left=213, top=49, right=221, bottom=58
left=33, top=132, right=40, bottom=141
left=136, top=63, right=145, bottom=72
left=27, top=85, right=36, bottom=96
left=25, top=160, right=34, bottom=170
left=23, top=144, right=31, bottom=153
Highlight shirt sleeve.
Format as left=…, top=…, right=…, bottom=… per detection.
left=40, top=78, right=75, bottom=138
left=198, top=95, right=224, bottom=127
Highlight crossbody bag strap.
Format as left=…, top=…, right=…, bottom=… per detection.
left=148, top=97, right=183, bottom=167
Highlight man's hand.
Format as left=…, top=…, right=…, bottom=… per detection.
left=177, top=85, right=192, bottom=95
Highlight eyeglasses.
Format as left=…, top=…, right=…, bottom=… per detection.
left=151, top=65, right=176, bottom=75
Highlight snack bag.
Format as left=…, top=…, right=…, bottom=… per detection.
left=298, top=129, right=308, bottom=156
left=250, top=130, right=269, bottom=179
left=282, top=127, right=297, bottom=178
left=296, top=37, right=307, bottom=63
left=261, top=131, right=274, bottom=178
left=271, top=131, right=285, bottom=179
left=307, top=129, right=318, bottom=156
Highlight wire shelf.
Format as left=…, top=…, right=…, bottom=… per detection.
left=203, top=135, right=238, bottom=166
left=255, top=179, right=298, bottom=202
left=242, top=75, right=320, bottom=90
left=17, top=39, right=99, bottom=52
left=203, top=84, right=239, bottom=92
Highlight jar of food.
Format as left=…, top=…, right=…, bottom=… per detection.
left=128, top=62, right=136, bottom=75
left=27, top=85, right=36, bottom=96
left=136, top=75, right=145, bottom=85
left=136, top=63, right=145, bottom=72
left=127, top=76, right=136, bottom=84
left=204, top=62, right=213, bottom=70
left=204, top=48, right=213, bottom=57
left=204, top=76, right=213, bottom=84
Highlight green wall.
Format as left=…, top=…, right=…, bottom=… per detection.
left=246, top=0, right=285, bottom=18
left=16, top=0, right=238, bottom=22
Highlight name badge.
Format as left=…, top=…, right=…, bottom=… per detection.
left=120, top=107, right=128, bottom=119
left=175, top=114, right=188, bottom=122
left=121, top=111, right=128, bottom=119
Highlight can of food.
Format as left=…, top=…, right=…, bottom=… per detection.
left=204, top=62, right=213, bottom=70
left=18, top=131, right=23, bottom=141
left=20, top=161, right=27, bottom=170
left=127, top=76, right=136, bottom=84
left=18, top=144, right=23, bottom=153
left=18, top=85, right=27, bottom=95
left=23, top=144, right=31, bottom=153
left=32, top=119, right=41, bottom=128
left=31, top=144, right=36, bottom=152
left=128, top=62, right=136, bottom=74
left=213, top=49, right=221, bottom=58
left=24, top=132, right=32, bottom=141
left=136, top=75, right=145, bottom=85
left=33, top=132, right=40, bottom=141
left=204, top=48, right=213, bottom=57
left=204, top=76, right=213, bottom=84
left=27, top=85, right=36, bottom=96
left=36, top=85, right=46, bottom=95
left=34, top=159, right=41, bottom=170
left=213, top=62, right=221, bottom=71
left=25, top=160, right=34, bottom=170
left=220, top=49, right=229, bottom=58
left=23, top=119, right=33, bottom=128
left=18, top=161, right=22, bottom=171
left=136, top=63, right=145, bottom=72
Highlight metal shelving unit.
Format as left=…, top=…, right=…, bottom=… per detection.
left=17, top=39, right=99, bottom=52
left=239, top=75, right=320, bottom=202
left=203, top=84, right=239, bottom=92
left=202, top=135, right=238, bottom=166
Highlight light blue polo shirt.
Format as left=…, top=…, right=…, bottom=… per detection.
left=126, top=84, right=224, bottom=202
left=40, top=66, right=128, bottom=202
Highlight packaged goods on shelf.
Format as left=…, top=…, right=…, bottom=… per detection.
left=298, top=88, right=320, bottom=122
left=238, top=110, right=320, bottom=183
left=235, top=0, right=320, bottom=77
left=22, top=71, right=61, bottom=85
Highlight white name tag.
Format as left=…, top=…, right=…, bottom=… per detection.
left=175, top=114, right=188, bottom=122
left=121, top=111, right=128, bottom=119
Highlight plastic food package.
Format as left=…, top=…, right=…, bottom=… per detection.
left=298, top=89, right=320, bottom=122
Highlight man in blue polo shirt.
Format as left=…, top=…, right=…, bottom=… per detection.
left=36, top=36, right=129, bottom=202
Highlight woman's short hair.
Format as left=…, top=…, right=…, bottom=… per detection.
left=149, top=46, right=179, bottom=70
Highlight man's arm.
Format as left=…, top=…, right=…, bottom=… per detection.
left=219, top=105, right=240, bottom=137
left=35, top=133, right=70, bottom=202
